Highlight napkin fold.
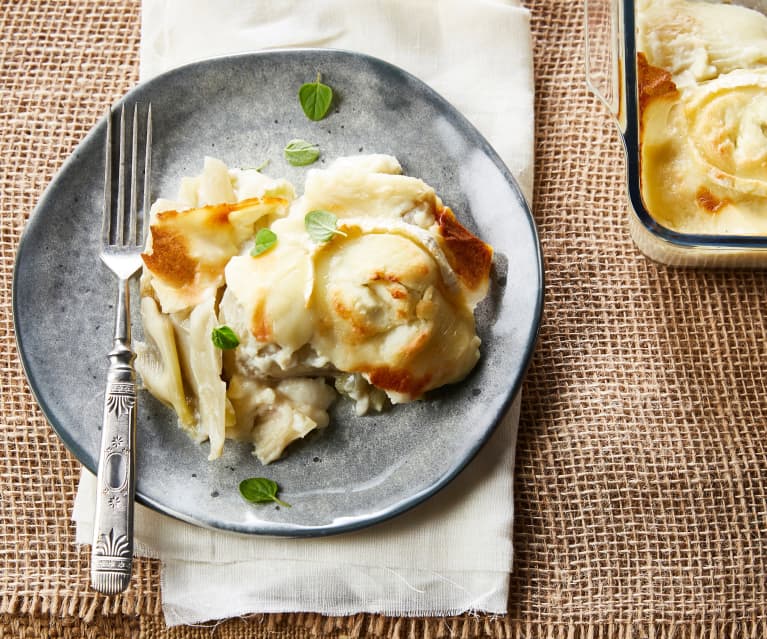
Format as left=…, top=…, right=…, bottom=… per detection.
left=73, top=0, right=534, bottom=625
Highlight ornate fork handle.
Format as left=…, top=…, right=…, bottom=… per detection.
left=91, top=103, right=150, bottom=594
left=91, top=278, right=136, bottom=595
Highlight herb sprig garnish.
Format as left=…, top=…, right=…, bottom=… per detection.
left=304, top=210, right=347, bottom=242
left=239, top=477, right=291, bottom=508
left=298, top=72, right=333, bottom=121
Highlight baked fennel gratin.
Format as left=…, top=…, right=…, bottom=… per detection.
left=136, top=154, right=493, bottom=464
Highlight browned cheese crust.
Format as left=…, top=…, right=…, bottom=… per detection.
left=434, top=203, right=493, bottom=294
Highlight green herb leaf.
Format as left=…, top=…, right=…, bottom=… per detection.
left=304, top=210, right=347, bottom=242
left=298, top=72, right=333, bottom=121
left=211, top=325, right=240, bottom=350
left=251, top=228, right=278, bottom=256
left=284, top=139, right=320, bottom=166
left=239, top=477, right=291, bottom=508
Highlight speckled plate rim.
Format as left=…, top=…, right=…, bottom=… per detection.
left=13, top=48, right=543, bottom=536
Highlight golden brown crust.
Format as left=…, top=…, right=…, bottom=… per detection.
left=434, top=204, right=493, bottom=293
left=637, top=52, right=679, bottom=110
left=389, top=287, right=407, bottom=300
left=250, top=297, right=272, bottom=343
left=330, top=293, right=377, bottom=340
left=366, top=366, right=432, bottom=397
left=695, top=186, right=730, bottom=214
left=636, top=52, right=681, bottom=209
left=141, top=224, right=198, bottom=288
left=141, top=196, right=284, bottom=289
left=637, top=52, right=679, bottom=116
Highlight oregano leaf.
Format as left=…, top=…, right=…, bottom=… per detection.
left=251, top=228, right=278, bottom=256
left=298, top=72, right=333, bottom=121
left=304, top=210, right=347, bottom=242
left=284, top=139, right=320, bottom=166
left=211, top=325, right=239, bottom=350
left=239, top=477, right=291, bottom=508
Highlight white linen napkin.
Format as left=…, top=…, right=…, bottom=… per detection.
left=73, top=0, right=533, bottom=625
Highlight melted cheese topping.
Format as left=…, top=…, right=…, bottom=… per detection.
left=224, top=240, right=315, bottom=352
left=136, top=154, right=492, bottom=463
left=142, top=196, right=291, bottom=312
left=638, top=0, right=767, bottom=235
left=294, top=154, right=440, bottom=225
left=311, top=228, right=479, bottom=402
left=637, top=0, right=767, bottom=89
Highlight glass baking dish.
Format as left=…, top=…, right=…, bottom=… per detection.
left=585, top=0, right=767, bottom=267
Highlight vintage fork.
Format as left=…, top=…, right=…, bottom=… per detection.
left=91, top=104, right=152, bottom=595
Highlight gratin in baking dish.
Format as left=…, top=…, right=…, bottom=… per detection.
left=586, top=0, right=767, bottom=267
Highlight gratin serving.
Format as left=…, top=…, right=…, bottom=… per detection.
left=637, top=0, right=767, bottom=235
left=136, top=154, right=493, bottom=464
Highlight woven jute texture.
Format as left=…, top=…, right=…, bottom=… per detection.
left=2, top=0, right=767, bottom=637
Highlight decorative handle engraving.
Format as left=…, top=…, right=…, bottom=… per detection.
left=91, top=328, right=136, bottom=595
left=93, top=528, right=132, bottom=573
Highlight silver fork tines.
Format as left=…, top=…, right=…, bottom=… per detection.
left=101, top=104, right=153, bottom=269
left=91, top=103, right=152, bottom=596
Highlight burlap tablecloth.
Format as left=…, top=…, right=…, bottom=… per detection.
left=2, top=1, right=766, bottom=637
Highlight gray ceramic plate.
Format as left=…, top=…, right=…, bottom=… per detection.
left=14, top=50, right=542, bottom=536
